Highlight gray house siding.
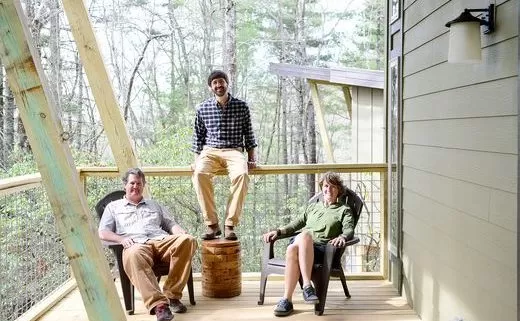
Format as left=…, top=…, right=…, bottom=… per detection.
left=400, top=0, right=517, bottom=321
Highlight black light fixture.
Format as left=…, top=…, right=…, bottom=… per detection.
left=445, top=4, right=495, bottom=63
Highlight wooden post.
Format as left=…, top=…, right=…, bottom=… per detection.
left=308, top=80, right=335, bottom=163
left=60, top=0, right=139, bottom=174
left=342, top=85, right=353, bottom=120
left=0, top=2, right=127, bottom=321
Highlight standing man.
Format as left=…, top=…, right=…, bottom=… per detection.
left=192, top=70, right=257, bottom=241
left=99, top=168, right=197, bottom=321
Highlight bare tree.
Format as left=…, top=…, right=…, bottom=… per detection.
left=0, top=64, right=4, bottom=168
left=222, top=0, right=237, bottom=92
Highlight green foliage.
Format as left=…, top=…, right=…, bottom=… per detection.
left=137, top=124, right=193, bottom=166
left=0, top=150, right=37, bottom=179
left=340, top=0, right=385, bottom=70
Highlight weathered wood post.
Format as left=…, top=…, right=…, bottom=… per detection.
left=0, top=1, right=127, bottom=321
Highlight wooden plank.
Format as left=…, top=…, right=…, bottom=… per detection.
left=38, top=280, right=420, bottom=321
left=329, top=67, right=384, bottom=89
left=402, top=144, right=516, bottom=193
left=17, top=279, right=77, bottom=321
left=269, top=63, right=384, bottom=89
left=403, top=77, right=517, bottom=120
left=0, top=173, right=41, bottom=196
left=342, top=85, right=353, bottom=119
left=403, top=116, right=517, bottom=155
left=60, top=0, right=139, bottom=174
left=0, top=2, right=126, bottom=321
left=309, top=81, right=335, bottom=162
left=77, top=164, right=389, bottom=178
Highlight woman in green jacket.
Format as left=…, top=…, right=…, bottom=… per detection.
left=262, top=172, right=355, bottom=317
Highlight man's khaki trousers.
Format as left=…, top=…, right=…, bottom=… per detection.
left=122, top=234, right=197, bottom=313
left=192, top=147, right=249, bottom=227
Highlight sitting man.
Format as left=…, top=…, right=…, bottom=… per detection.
left=99, top=168, right=197, bottom=321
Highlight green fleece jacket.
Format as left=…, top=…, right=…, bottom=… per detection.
left=280, top=201, right=355, bottom=245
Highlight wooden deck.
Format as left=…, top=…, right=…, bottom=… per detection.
left=37, top=279, right=420, bottom=321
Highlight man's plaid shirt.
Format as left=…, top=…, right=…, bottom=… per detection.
left=191, top=94, right=257, bottom=153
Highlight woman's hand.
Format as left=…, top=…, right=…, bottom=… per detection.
left=329, top=236, right=347, bottom=247
left=262, top=230, right=278, bottom=243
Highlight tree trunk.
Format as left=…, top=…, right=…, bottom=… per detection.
left=0, top=62, right=4, bottom=167
left=49, top=0, right=61, bottom=115
left=222, top=0, right=236, bottom=93
left=4, top=85, right=15, bottom=161
left=75, top=53, right=84, bottom=151
left=200, top=0, right=213, bottom=78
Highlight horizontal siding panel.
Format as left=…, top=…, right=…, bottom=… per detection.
left=403, top=0, right=446, bottom=32
left=402, top=236, right=517, bottom=321
left=403, top=77, right=517, bottom=120
left=404, top=190, right=516, bottom=268
left=403, top=38, right=518, bottom=99
left=403, top=166, right=490, bottom=221
left=403, top=116, right=517, bottom=155
left=402, top=213, right=516, bottom=312
left=403, top=33, right=447, bottom=76
left=403, top=5, right=447, bottom=54
left=490, top=189, right=517, bottom=231
left=403, top=144, right=517, bottom=193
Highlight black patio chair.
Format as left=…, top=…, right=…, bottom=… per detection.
left=95, top=190, right=196, bottom=315
left=258, top=186, right=363, bottom=315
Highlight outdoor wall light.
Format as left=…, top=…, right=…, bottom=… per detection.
left=445, top=4, right=495, bottom=63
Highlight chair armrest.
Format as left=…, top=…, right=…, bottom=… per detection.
left=262, top=232, right=298, bottom=260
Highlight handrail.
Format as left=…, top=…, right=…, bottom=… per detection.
left=77, top=163, right=388, bottom=177
left=0, top=173, right=42, bottom=197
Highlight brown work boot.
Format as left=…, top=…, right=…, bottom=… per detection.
left=201, top=223, right=221, bottom=240
left=224, top=225, right=238, bottom=240
left=154, top=304, right=173, bottom=321
left=169, top=298, right=187, bottom=313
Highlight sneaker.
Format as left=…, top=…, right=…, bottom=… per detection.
left=302, top=285, right=319, bottom=304
left=169, top=298, right=187, bottom=313
left=273, top=298, right=294, bottom=317
left=154, top=304, right=174, bottom=321
left=224, top=225, right=238, bottom=240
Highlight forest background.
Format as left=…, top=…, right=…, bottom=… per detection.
left=0, top=0, right=384, bottom=177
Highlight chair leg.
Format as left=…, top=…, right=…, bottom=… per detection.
left=338, top=272, right=351, bottom=299
left=313, top=277, right=330, bottom=316
left=120, top=270, right=135, bottom=315
left=115, top=255, right=135, bottom=314
left=188, top=269, right=196, bottom=305
left=258, top=271, right=268, bottom=305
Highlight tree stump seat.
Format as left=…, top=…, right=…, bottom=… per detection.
left=201, top=239, right=241, bottom=298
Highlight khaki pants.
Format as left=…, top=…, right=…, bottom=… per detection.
left=192, top=147, right=249, bottom=227
left=122, top=234, right=197, bottom=313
